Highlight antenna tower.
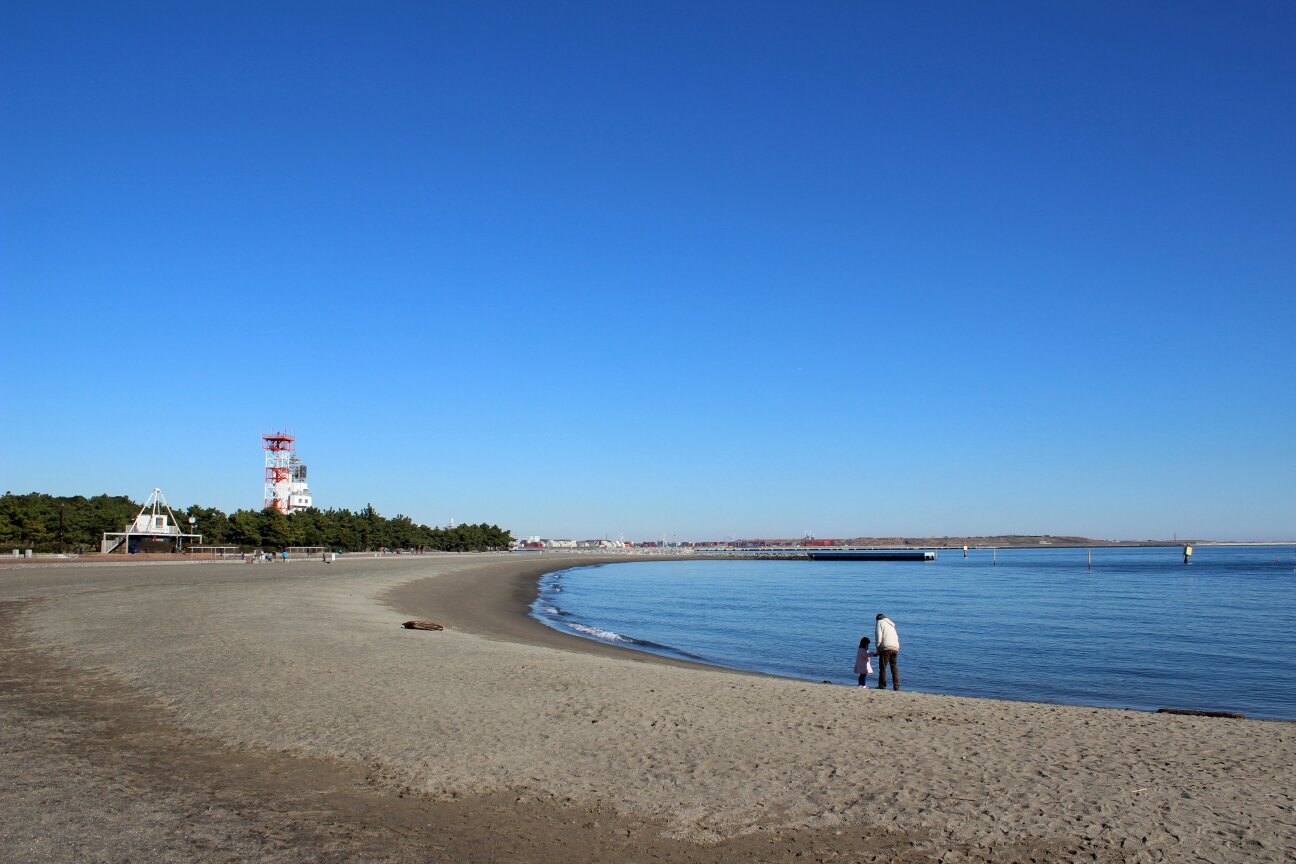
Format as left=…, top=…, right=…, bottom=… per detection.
left=263, top=431, right=295, bottom=513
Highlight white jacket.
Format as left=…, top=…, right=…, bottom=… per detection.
left=875, top=617, right=900, bottom=652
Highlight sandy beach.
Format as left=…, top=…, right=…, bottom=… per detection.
left=2, top=554, right=1292, bottom=863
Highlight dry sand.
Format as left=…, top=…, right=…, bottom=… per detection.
left=2, top=554, right=1293, bottom=863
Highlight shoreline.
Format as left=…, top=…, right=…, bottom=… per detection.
left=382, top=553, right=734, bottom=673
left=395, top=552, right=1293, bottom=722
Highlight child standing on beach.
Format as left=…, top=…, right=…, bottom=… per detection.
left=854, top=636, right=876, bottom=688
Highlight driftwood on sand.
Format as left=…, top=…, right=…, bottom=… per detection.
left=402, top=620, right=444, bottom=631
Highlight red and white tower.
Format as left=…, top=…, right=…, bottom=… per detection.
left=263, top=431, right=295, bottom=513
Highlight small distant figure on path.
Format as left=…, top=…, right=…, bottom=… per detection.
left=875, top=613, right=900, bottom=690
left=854, top=637, right=876, bottom=688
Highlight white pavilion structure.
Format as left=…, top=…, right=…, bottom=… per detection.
left=101, top=487, right=202, bottom=554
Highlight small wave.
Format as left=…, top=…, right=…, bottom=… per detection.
left=629, top=638, right=706, bottom=661
left=567, top=623, right=631, bottom=643
left=560, top=624, right=706, bottom=661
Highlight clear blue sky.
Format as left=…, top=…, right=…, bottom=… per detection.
left=2, top=2, right=1293, bottom=541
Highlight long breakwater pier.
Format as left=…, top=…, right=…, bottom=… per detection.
left=699, top=548, right=936, bottom=562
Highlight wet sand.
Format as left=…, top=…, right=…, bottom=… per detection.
left=2, top=554, right=1293, bottom=862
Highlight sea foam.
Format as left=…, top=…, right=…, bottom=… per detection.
left=566, top=623, right=629, bottom=643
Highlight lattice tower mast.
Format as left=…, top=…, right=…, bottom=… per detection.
left=263, top=432, right=295, bottom=513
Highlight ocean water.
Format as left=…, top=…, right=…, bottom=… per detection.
left=531, top=545, right=1296, bottom=720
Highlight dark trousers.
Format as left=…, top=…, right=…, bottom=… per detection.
left=877, top=649, right=899, bottom=690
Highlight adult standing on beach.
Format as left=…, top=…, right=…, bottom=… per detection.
left=875, top=613, right=900, bottom=690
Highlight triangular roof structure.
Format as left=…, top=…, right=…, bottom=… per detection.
left=101, top=487, right=202, bottom=553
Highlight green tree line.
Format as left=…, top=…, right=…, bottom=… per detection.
left=0, top=492, right=512, bottom=554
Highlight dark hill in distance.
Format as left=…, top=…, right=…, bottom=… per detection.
left=722, top=535, right=1194, bottom=548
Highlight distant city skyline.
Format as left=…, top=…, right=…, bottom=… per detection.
left=2, top=3, right=1293, bottom=541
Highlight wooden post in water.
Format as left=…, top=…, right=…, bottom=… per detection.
left=993, top=547, right=997, bottom=565
left=963, top=545, right=968, bottom=558
left=1088, top=548, right=1092, bottom=570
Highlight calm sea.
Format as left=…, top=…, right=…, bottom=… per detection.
left=531, top=545, right=1296, bottom=720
